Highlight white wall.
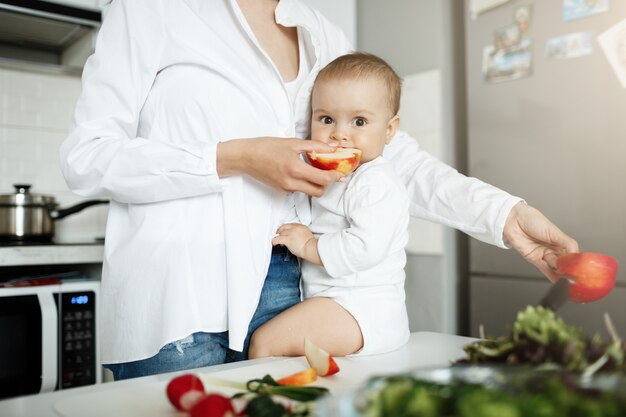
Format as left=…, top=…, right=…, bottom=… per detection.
left=0, top=68, right=108, bottom=242
left=303, top=0, right=357, bottom=47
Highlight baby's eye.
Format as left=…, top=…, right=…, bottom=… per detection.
left=353, top=118, right=367, bottom=127
left=320, top=116, right=334, bottom=125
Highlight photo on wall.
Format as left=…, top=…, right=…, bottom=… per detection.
left=482, top=39, right=533, bottom=83
left=563, top=0, right=609, bottom=21
left=546, top=32, right=595, bottom=59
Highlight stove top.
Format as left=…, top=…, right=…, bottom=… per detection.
left=0, top=238, right=104, bottom=247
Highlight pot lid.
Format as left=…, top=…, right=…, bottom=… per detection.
left=0, top=184, right=56, bottom=206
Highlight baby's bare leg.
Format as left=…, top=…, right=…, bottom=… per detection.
left=248, top=297, right=363, bottom=359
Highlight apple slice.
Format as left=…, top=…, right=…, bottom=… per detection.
left=305, top=147, right=362, bottom=175
left=556, top=252, right=618, bottom=303
left=304, top=338, right=340, bottom=377
left=276, top=367, right=318, bottom=386
left=166, top=373, right=206, bottom=411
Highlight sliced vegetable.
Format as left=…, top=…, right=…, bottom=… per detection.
left=189, top=393, right=235, bottom=417
left=276, top=368, right=318, bottom=386
left=166, top=373, right=205, bottom=411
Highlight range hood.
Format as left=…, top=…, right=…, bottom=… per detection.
left=0, top=0, right=101, bottom=75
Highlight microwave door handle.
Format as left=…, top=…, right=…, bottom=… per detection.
left=38, top=292, right=58, bottom=393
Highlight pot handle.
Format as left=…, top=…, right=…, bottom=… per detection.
left=49, top=200, right=109, bottom=220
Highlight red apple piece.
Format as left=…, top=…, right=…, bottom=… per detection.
left=276, top=367, right=318, bottom=386
left=190, top=393, right=235, bottom=417
left=556, top=252, right=618, bottom=303
left=305, top=147, right=362, bottom=175
left=166, top=373, right=206, bottom=411
left=304, top=338, right=340, bottom=377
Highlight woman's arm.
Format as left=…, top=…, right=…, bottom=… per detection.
left=60, top=0, right=223, bottom=204
left=384, top=131, right=578, bottom=280
left=383, top=130, right=522, bottom=248
left=218, top=138, right=344, bottom=198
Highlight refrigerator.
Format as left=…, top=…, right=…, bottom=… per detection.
left=465, top=0, right=626, bottom=338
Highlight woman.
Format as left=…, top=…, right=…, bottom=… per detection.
left=60, top=0, right=577, bottom=380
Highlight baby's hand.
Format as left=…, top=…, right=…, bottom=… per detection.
left=272, top=224, right=321, bottom=265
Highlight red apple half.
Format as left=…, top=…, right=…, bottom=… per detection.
left=556, top=252, right=618, bottom=303
left=305, top=147, right=362, bottom=175
left=304, top=338, right=340, bottom=377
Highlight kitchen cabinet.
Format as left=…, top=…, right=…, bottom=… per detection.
left=0, top=243, right=104, bottom=299
left=470, top=275, right=626, bottom=338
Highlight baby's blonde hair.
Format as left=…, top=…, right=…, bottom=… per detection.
left=314, top=52, right=402, bottom=116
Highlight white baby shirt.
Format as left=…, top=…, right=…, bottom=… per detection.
left=302, top=157, right=411, bottom=355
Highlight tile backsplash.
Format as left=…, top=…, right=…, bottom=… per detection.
left=0, top=67, right=107, bottom=243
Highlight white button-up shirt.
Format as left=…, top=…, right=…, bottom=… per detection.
left=60, top=0, right=521, bottom=364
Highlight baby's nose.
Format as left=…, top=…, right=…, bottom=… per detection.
left=330, top=128, right=349, bottom=142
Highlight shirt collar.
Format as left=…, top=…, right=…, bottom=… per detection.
left=275, top=0, right=310, bottom=30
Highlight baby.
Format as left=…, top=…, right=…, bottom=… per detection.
left=249, top=52, right=410, bottom=357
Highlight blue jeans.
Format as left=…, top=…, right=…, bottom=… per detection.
left=105, top=247, right=300, bottom=380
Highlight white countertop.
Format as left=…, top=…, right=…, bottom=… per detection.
left=0, top=243, right=104, bottom=266
left=0, top=332, right=475, bottom=417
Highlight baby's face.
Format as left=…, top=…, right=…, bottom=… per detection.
left=310, top=77, right=398, bottom=164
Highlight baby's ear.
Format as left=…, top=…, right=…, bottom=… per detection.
left=385, top=115, right=400, bottom=144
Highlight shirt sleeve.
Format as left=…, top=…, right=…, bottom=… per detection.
left=318, top=167, right=409, bottom=278
left=59, top=0, right=222, bottom=204
left=383, top=130, right=523, bottom=248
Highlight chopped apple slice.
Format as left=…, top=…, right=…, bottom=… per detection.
left=305, top=147, right=362, bottom=175
left=276, top=367, right=318, bottom=386
left=166, top=373, right=206, bottom=411
left=304, top=338, right=340, bottom=377
left=556, top=252, right=618, bottom=303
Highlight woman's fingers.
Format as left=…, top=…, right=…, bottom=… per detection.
left=235, top=137, right=344, bottom=196
left=295, top=139, right=338, bottom=154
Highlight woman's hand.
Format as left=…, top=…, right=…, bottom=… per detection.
left=217, top=138, right=343, bottom=197
left=503, top=202, right=579, bottom=282
left=272, top=224, right=322, bottom=265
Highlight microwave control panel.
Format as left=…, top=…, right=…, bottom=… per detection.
left=56, top=290, right=96, bottom=389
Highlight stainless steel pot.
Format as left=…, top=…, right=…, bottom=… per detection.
left=0, top=184, right=108, bottom=242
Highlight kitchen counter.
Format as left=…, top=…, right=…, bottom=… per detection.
left=0, top=243, right=104, bottom=266
left=0, top=332, right=475, bottom=417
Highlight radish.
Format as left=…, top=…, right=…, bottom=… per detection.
left=166, top=373, right=205, bottom=411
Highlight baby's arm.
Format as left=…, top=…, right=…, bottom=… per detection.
left=272, top=224, right=322, bottom=265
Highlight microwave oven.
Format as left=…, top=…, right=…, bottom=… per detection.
left=0, top=280, right=100, bottom=400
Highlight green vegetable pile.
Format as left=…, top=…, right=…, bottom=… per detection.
left=357, top=372, right=626, bottom=417
left=459, top=306, right=626, bottom=373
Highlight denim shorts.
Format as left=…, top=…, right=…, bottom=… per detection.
left=105, top=247, right=300, bottom=380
